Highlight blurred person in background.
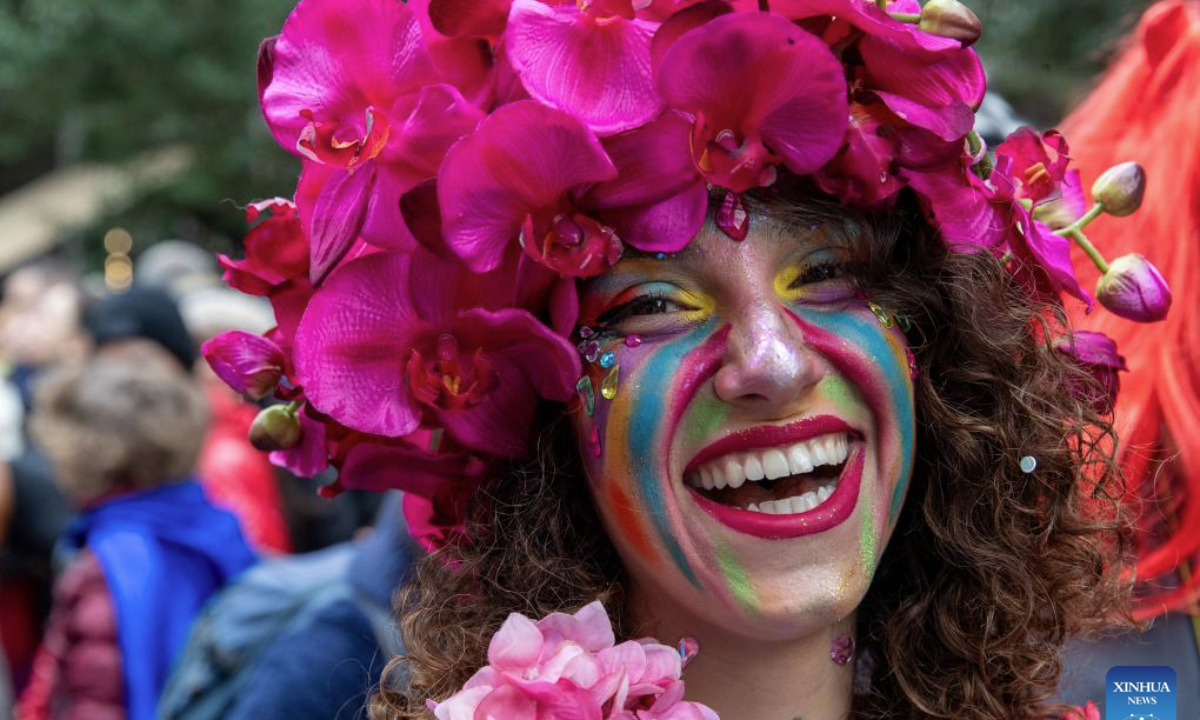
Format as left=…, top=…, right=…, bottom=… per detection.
left=1053, top=0, right=1200, bottom=713
left=82, top=283, right=294, bottom=553
left=160, top=493, right=414, bottom=720
left=15, top=346, right=256, bottom=720
left=135, top=241, right=293, bottom=554
left=0, top=261, right=85, bottom=697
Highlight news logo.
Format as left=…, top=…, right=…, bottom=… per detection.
left=1106, top=666, right=1177, bottom=720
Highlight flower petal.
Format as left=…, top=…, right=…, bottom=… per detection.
left=859, top=36, right=986, bottom=109
left=489, top=613, right=545, bottom=670
left=261, top=0, right=437, bottom=155
left=293, top=252, right=426, bottom=437
left=874, top=92, right=974, bottom=142
left=507, top=0, right=662, bottom=135
left=587, top=112, right=700, bottom=210
left=268, top=406, right=330, bottom=478
left=202, top=331, right=286, bottom=400
left=599, top=180, right=707, bottom=253
left=902, top=164, right=1008, bottom=251
left=434, top=308, right=580, bottom=455
left=438, top=101, right=617, bottom=272
left=428, top=0, right=512, bottom=38
left=297, top=161, right=377, bottom=284
left=657, top=12, right=848, bottom=186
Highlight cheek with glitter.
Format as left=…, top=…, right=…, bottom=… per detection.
left=785, top=305, right=916, bottom=539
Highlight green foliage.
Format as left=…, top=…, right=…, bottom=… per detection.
left=0, top=0, right=298, bottom=253
left=972, top=0, right=1157, bottom=125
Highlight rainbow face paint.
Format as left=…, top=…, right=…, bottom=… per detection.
left=573, top=220, right=915, bottom=640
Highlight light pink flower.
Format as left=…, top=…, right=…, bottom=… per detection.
left=430, top=602, right=719, bottom=720
left=657, top=12, right=848, bottom=193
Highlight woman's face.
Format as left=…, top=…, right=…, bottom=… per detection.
left=573, top=216, right=915, bottom=640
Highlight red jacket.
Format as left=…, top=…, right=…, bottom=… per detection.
left=17, top=549, right=124, bottom=720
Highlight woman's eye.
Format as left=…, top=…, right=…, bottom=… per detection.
left=596, top=293, right=686, bottom=326
left=796, top=262, right=844, bottom=285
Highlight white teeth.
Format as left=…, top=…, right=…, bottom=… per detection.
left=687, top=432, right=852, bottom=491
left=762, top=450, right=790, bottom=480
left=733, top=486, right=835, bottom=516
left=723, top=458, right=745, bottom=488
left=787, top=445, right=813, bottom=475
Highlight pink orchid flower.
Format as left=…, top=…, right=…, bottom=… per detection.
left=293, top=249, right=580, bottom=457
left=268, top=404, right=331, bottom=478
left=201, top=331, right=286, bottom=401
left=1052, top=331, right=1127, bottom=414
left=438, top=102, right=705, bottom=277
left=259, top=0, right=485, bottom=281
left=429, top=0, right=706, bottom=135
left=218, top=199, right=309, bottom=297
left=904, top=128, right=1091, bottom=307
left=657, top=12, right=849, bottom=193
left=995, top=128, right=1072, bottom=207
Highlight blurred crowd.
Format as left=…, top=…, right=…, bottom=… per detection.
left=0, top=243, right=405, bottom=720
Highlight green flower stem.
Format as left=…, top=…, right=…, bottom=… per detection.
left=285, top=400, right=302, bottom=416
left=889, top=11, right=921, bottom=23
left=1053, top=202, right=1111, bottom=273
left=875, top=0, right=888, bottom=9
left=1064, top=227, right=1111, bottom=274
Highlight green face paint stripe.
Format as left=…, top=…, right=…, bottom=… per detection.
left=860, top=486, right=878, bottom=579
left=679, top=395, right=732, bottom=451
left=817, top=374, right=858, bottom=415
left=716, top=540, right=758, bottom=614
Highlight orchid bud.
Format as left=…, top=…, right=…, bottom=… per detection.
left=1096, top=253, right=1172, bottom=322
left=249, top=405, right=302, bottom=451
left=918, top=0, right=982, bottom=47
left=1091, top=162, right=1146, bottom=217
left=1052, top=331, right=1126, bottom=414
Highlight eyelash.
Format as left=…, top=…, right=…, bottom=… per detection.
left=594, top=291, right=681, bottom=326
left=792, top=261, right=847, bottom=286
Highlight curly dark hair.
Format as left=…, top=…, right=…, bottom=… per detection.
left=370, top=190, right=1133, bottom=720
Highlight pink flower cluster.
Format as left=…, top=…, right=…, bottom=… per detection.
left=429, top=602, right=718, bottom=720
left=200, top=0, right=1171, bottom=545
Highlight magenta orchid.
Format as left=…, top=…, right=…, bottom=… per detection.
left=437, top=102, right=705, bottom=277
left=259, top=0, right=484, bottom=280
left=430, top=602, right=718, bottom=720
left=201, top=331, right=286, bottom=401
left=1052, top=331, right=1127, bottom=414
left=657, top=12, right=848, bottom=193
left=293, top=250, right=579, bottom=456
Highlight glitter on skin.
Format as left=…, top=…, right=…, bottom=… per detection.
left=860, top=482, right=877, bottom=578
left=788, top=307, right=915, bottom=521
left=623, top=322, right=718, bottom=589
left=678, top=394, right=733, bottom=452
left=716, top=540, right=759, bottom=614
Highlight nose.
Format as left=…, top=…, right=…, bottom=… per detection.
left=713, top=305, right=824, bottom=413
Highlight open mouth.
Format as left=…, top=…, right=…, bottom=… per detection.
left=685, top=433, right=850, bottom=515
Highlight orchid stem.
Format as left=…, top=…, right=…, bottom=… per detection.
left=890, top=11, right=921, bottom=23
left=875, top=0, right=888, bottom=8
left=285, top=400, right=302, bottom=417
left=1053, top=202, right=1111, bottom=273
left=1064, top=228, right=1111, bottom=274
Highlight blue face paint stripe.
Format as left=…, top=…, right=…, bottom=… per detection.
left=626, top=321, right=716, bottom=590
left=791, top=309, right=916, bottom=518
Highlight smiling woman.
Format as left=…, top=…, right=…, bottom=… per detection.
left=203, top=0, right=1171, bottom=718
left=376, top=192, right=1129, bottom=720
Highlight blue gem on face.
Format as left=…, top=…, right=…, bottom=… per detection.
left=598, top=350, right=616, bottom=369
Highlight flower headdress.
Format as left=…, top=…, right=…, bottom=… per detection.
left=206, top=0, right=1171, bottom=552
